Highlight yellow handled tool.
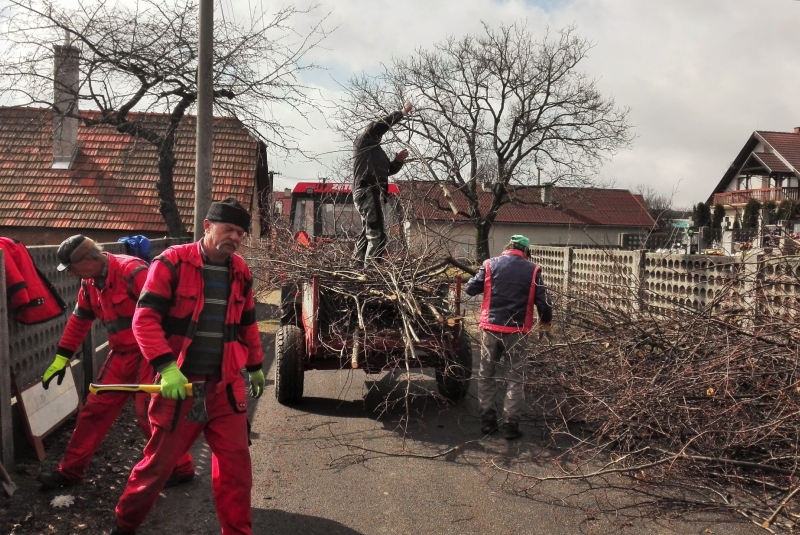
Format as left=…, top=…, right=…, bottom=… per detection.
left=89, top=381, right=208, bottom=422
left=89, top=383, right=195, bottom=396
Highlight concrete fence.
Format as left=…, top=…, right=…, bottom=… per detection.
left=1, top=237, right=184, bottom=467
left=531, top=245, right=800, bottom=321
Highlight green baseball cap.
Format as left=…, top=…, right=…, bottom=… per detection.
left=510, top=235, right=530, bottom=248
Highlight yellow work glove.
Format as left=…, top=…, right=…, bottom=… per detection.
left=249, top=370, right=265, bottom=399
left=42, top=354, right=70, bottom=389
left=159, top=362, right=188, bottom=400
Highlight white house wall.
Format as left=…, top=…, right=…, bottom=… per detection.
left=406, top=220, right=648, bottom=258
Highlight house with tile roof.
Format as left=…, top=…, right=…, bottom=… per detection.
left=0, top=106, right=269, bottom=245
left=396, top=180, right=656, bottom=258
left=707, top=127, right=800, bottom=228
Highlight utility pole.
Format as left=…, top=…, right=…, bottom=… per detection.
left=261, top=170, right=280, bottom=239
left=193, top=0, right=213, bottom=240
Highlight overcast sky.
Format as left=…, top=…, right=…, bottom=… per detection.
left=231, top=0, right=800, bottom=209
left=2, top=0, right=797, bottom=208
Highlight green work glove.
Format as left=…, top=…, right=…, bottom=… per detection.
left=159, top=362, right=188, bottom=400
left=249, top=370, right=265, bottom=399
left=42, top=354, right=70, bottom=390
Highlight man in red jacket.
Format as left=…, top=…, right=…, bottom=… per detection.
left=37, top=235, right=194, bottom=490
left=112, top=197, right=264, bottom=535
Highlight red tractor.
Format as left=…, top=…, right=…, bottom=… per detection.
left=275, top=181, right=473, bottom=405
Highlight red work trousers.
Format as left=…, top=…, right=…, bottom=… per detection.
left=115, top=374, right=252, bottom=535
left=57, top=349, right=194, bottom=482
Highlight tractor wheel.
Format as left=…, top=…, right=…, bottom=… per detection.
left=435, top=330, right=473, bottom=401
left=275, top=324, right=305, bottom=404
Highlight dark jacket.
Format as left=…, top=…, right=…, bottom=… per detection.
left=352, top=110, right=406, bottom=194
left=464, top=249, right=552, bottom=333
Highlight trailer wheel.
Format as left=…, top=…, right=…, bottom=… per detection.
left=436, top=330, right=473, bottom=401
left=275, top=324, right=305, bottom=404
left=280, top=285, right=302, bottom=326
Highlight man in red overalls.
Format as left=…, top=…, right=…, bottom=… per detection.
left=37, top=235, right=194, bottom=490
left=112, top=197, right=264, bottom=535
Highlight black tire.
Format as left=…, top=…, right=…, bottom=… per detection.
left=435, top=330, right=473, bottom=401
left=275, top=324, right=305, bottom=404
left=280, top=285, right=302, bottom=326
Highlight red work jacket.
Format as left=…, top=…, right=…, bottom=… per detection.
left=132, top=241, right=263, bottom=390
left=57, top=253, right=148, bottom=357
left=0, top=237, right=66, bottom=324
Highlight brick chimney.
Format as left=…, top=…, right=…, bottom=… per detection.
left=540, top=183, right=553, bottom=204
left=52, top=44, right=79, bottom=169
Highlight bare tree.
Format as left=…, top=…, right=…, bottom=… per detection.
left=0, top=0, right=329, bottom=236
left=339, top=23, right=632, bottom=261
left=634, top=183, right=684, bottom=230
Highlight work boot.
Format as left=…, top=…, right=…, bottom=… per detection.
left=480, top=419, right=498, bottom=435
left=37, top=469, right=74, bottom=491
left=503, top=422, right=522, bottom=441
left=164, top=471, right=195, bottom=488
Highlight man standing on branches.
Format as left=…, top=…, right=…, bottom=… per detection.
left=352, top=101, right=413, bottom=266
left=464, top=235, right=553, bottom=440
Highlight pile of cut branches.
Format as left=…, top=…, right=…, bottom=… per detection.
left=245, top=225, right=473, bottom=407
left=521, top=255, right=800, bottom=532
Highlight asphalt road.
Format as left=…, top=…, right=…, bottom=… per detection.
left=134, top=328, right=763, bottom=535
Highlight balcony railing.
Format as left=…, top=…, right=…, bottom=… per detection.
left=712, top=187, right=800, bottom=206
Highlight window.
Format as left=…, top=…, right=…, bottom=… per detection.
left=293, top=199, right=314, bottom=235
left=320, top=202, right=360, bottom=237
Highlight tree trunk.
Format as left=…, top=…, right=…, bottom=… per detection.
left=474, top=219, right=492, bottom=263
left=157, top=143, right=188, bottom=237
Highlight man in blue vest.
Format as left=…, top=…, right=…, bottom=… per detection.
left=464, top=235, right=552, bottom=440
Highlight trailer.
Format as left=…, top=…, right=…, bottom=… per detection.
left=274, top=181, right=472, bottom=404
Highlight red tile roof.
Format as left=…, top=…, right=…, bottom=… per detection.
left=395, top=180, right=656, bottom=228
left=752, top=152, right=791, bottom=173
left=0, top=106, right=259, bottom=233
left=758, top=131, right=800, bottom=172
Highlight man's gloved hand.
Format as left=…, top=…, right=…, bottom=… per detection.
left=159, top=362, right=188, bottom=400
left=249, top=370, right=265, bottom=399
left=42, top=354, right=69, bottom=390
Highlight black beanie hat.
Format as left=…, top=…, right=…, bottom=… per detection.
left=206, top=197, right=250, bottom=232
